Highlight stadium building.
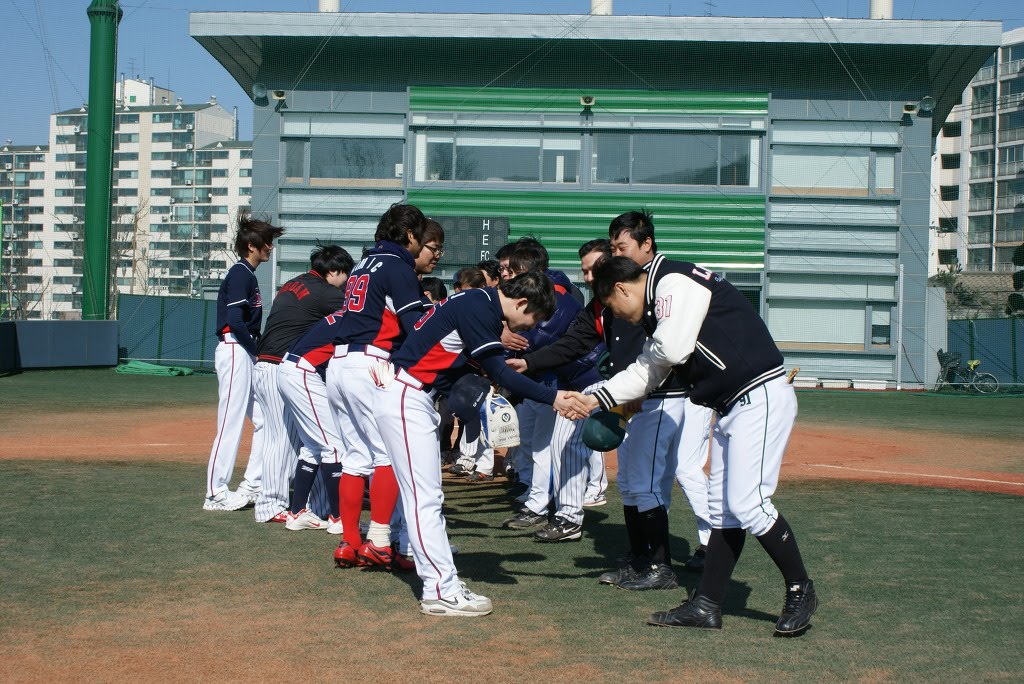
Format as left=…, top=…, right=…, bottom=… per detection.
left=190, top=8, right=1001, bottom=388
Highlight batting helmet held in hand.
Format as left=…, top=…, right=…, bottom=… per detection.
left=582, top=410, right=627, bottom=451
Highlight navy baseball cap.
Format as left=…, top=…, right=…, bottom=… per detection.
left=448, top=373, right=491, bottom=443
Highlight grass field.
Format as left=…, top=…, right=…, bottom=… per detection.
left=1, top=369, right=1022, bottom=681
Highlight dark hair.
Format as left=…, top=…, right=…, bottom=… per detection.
left=494, top=242, right=517, bottom=261
left=591, top=256, right=646, bottom=303
left=234, top=214, right=284, bottom=258
left=508, top=237, right=549, bottom=274
left=578, top=238, right=612, bottom=260
left=423, top=218, right=445, bottom=245
left=421, top=276, right=447, bottom=302
left=498, top=271, right=556, bottom=321
left=608, top=209, right=657, bottom=253
left=476, top=259, right=500, bottom=282
left=454, top=266, right=486, bottom=290
left=374, top=203, right=427, bottom=247
left=310, top=244, right=354, bottom=277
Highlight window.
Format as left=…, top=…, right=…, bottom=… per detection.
left=284, top=139, right=306, bottom=181
left=938, top=217, right=958, bottom=233
left=306, top=137, right=405, bottom=184
left=117, top=133, right=139, bottom=143
left=153, top=113, right=174, bottom=123
left=541, top=134, right=582, bottom=183
left=152, top=133, right=173, bottom=143
left=117, top=114, right=139, bottom=125
left=632, top=133, right=718, bottom=185
left=968, top=215, right=993, bottom=244
left=940, top=154, right=961, bottom=170
left=938, top=249, right=959, bottom=266
left=870, top=307, right=892, bottom=346
left=239, top=168, right=252, bottom=177
left=455, top=132, right=538, bottom=183
left=942, top=122, right=962, bottom=138
left=940, top=185, right=960, bottom=201
left=117, top=170, right=139, bottom=179
left=772, top=146, right=869, bottom=196
left=241, top=149, right=252, bottom=159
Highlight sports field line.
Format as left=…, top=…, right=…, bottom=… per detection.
left=802, top=463, right=1024, bottom=487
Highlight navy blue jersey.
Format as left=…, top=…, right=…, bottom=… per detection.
left=287, top=310, right=344, bottom=371
left=215, top=259, right=263, bottom=356
left=336, top=241, right=425, bottom=352
left=256, top=271, right=345, bottom=361
left=391, top=288, right=558, bottom=405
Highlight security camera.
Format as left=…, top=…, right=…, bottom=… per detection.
left=902, top=103, right=918, bottom=114
left=271, top=90, right=287, bottom=100
left=580, top=95, right=596, bottom=107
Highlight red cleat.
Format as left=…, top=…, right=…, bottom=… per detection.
left=356, top=540, right=394, bottom=566
left=389, top=552, right=416, bottom=573
left=268, top=511, right=288, bottom=523
left=334, top=542, right=368, bottom=568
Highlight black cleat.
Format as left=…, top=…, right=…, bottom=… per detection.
left=502, top=509, right=548, bottom=530
left=683, top=545, right=707, bottom=572
left=648, top=593, right=723, bottom=629
left=617, top=563, right=679, bottom=591
left=774, top=579, right=818, bottom=636
left=533, top=517, right=583, bottom=542
left=597, top=554, right=647, bottom=585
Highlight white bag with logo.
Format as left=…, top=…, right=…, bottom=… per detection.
left=480, top=390, right=520, bottom=449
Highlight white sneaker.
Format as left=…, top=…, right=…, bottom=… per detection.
left=203, top=490, right=249, bottom=512
left=582, top=494, right=608, bottom=508
left=285, top=509, right=327, bottom=531
left=420, top=582, right=492, bottom=617
left=326, top=516, right=343, bottom=535
left=234, top=482, right=260, bottom=505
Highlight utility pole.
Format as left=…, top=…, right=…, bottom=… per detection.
left=82, top=0, right=122, bottom=320
left=0, top=198, right=6, bottom=321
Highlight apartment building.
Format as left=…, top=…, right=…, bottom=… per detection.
left=933, top=27, right=1024, bottom=276
left=0, top=79, right=251, bottom=319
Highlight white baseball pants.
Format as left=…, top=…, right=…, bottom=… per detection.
left=327, top=349, right=391, bottom=476
left=675, top=399, right=714, bottom=546
left=708, top=376, right=798, bottom=537
left=206, top=338, right=263, bottom=498
left=252, top=361, right=302, bottom=521
left=520, top=397, right=558, bottom=516
left=375, top=379, right=461, bottom=601
left=278, top=357, right=344, bottom=468
left=549, top=381, right=604, bottom=525
left=616, top=396, right=684, bottom=513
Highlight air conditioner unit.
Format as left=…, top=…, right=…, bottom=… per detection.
left=3, top=163, right=11, bottom=170
left=73, top=126, right=81, bottom=134
left=185, top=144, right=194, bottom=150
left=169, top=198, right=176, bottom=204
left=170, top=162, right=178, bottom=168
left=12, top=199, right=19, bottom=205
left=185, top=180, right=192, bottom=186
left=186, top=124, right=194, bottom=131
left=161, top=216, right=169, bottom=222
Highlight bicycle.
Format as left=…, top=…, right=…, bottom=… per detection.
left=935, top=350, right=1000, bottom=394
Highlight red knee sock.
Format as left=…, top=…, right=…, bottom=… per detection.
left=369, top=466, right=400, bottom=524
left=339, top=473, right=366, bottom=547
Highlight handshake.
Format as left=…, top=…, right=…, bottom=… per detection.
left=553, top=391, right=599, bottom=420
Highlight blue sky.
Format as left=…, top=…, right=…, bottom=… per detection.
left=2, top=0, right=1022, bottom=145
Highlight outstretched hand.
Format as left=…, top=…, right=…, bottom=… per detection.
left=506, top=358, right=528, bottom=373
left=554, top=391, right=600, bottom=420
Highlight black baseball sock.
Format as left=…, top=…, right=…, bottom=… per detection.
left=696, top=527, right=747, bottom=604
left=623, top=505, right=650, bottom=563
left=755, top=514, right=809, bottom=585
left=639, top=505, right=672, bottom=567
left=289, top=462, right=319, bottom=514
left=321, top=462, right=343, bottom=518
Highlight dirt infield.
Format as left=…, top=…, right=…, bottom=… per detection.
left=5, top=405, right=1022, bottom=496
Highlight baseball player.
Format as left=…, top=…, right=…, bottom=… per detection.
left=500, top=240, right=587, bottom=533
left=204, top=215, right=283, bottom=512
left=569, top=254, right=818, bottom=635
left=374, top=272, right=577, bottom=616
left=512, top=217, right=711, bottom=583
left=329, top=204, right=429, bottom=569
left=252, top=245, right=354, bottom=528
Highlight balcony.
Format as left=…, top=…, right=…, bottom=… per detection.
left=976, top=64, right=997, bottom=81
left=999, top=127, right=1024, bottom=144
left=994, top=262, right=1018, bottom=272
left=996, top=194, right=1024, bottom=210
left=969, top=197, right=994, bottom=212
left=995, top=228, right=1024, bottom=243
left=970, top=165, right=993, bottom=179
left=999, top=58, right=1024, bottom=77
left=971, top=100, right=996, bottom=114
left=997, top=161, right=1024, bottom=176
left=997, top=92, right=1024, bottom=110
left=968, top=232, right=993, bottom=245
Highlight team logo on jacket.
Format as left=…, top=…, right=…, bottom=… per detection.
left=253, top=291, right=263, bottom=308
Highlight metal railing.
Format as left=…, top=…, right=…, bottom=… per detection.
left=997, top=92, right=1024, bottom=109
left=997, top=161, right=1024, bottom=176
left=999, top=58, right=1024, bottom=77
left=995, top=228, right=1024, bottom=243
left=994, top=262, right=1018, bottom=272
left=971, top=165, right=994, bottom=179
left=969, top=197, right=993, bottom=211
left=996, top=194, right=1024, bottom=209
left=999, top=127, right=1024, bottom=143
left=976, top=64, right=997, bottom=80
left=968, top=231, right=993, bottom=245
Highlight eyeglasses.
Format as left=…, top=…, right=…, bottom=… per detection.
left=424, top=243, right=444, bottom=257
